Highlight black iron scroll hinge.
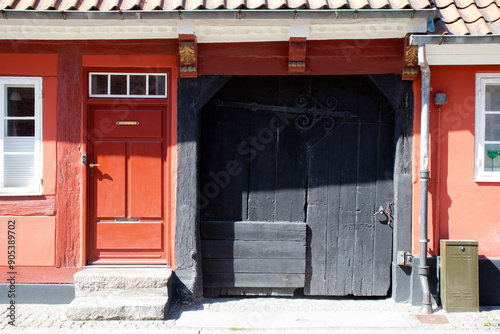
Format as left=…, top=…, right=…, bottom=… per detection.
left=211, top=94, right=357, bottom=131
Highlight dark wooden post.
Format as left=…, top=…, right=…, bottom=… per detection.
left=175, top=75, right=231, bottom=301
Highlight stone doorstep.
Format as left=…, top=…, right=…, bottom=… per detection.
left=68, top=296, right=170, bottom=320
left=70, top=266, right=173, bottom=320
left=74, top=267, right=172, bottom=292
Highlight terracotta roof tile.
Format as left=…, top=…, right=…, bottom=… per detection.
left=287, top=0, right=308, bottom=8
left=326, top=0, right=349, bottom=8
left=479, top=3, right=500, bottom=22
left=308, top=0, right=329, bottom=8
left=458, top=4, right=483, bottom=22
left=35, top=0, right=56, bottom=9
left=408, top=0, right=431, bottom=9
left=387, top=0, right=410, bottom=9
left=466, top=16, right=492, bottom=33
left=438, top=3, right=461, bottom=23
left=368, top=0, right=390, bottom=8
left=434, top=0, right=453, bottom=8
left=475, top=0, right=495, bottom=8
left=142, top=0, right=164, bottom=10
left=347, top=0, right=370, bottom=9
left=0, top=0, right=15, bottom=9
left=444, top=17, right=471, bottom=33
left=454, top=0, right=473, bottom=8
left=58, top=0, right=79, bottom=9
left=489, top=18, right=500, bottom=32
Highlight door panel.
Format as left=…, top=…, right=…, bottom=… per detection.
left=95, top=222, right=163, bottom=250
left=93, top=109, right=162, bottom=138
left=130, top=141, right=162, bottom=218
left=94, top=141, right=126, bottom=218
left=88, top=104, right=167, bottom=264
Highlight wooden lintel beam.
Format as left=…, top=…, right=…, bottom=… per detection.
left=179, top=34, right=198, bottom=78
left=289, top=37, right=306, bottom=74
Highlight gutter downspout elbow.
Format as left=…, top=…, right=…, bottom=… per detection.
left=418, top=44, right=433, bottom=314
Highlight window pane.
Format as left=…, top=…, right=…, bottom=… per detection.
left=91, top=75, right=108, bottom=95
left=485, top=85, right=500, bottom=111
left=4, top=154, right=34, bottom=188
left=110, top=75, right=127, bottom=95
left=4, top=137, right=35, bottom=153
left=148, top=75, right=166, bottom=96
left=7, top=87, right=34, bottom=117
left=7, top=120, right=35, bottom=136
left=485, top=114, right=500, bottom=141
left=130, top=75, right=147, bottom=95
left=485, top=144, right=500, bottom=172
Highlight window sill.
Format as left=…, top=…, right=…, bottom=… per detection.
left=474, top=175, right=500, bottom=183
left=0, top=192, right=43, bottom=197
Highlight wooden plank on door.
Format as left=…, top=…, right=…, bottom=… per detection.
left=305, top=129, right=330, bottom=295
left=274, top=117, right=308, bottom=222
left=352, top=123, right=378, bottom=296
left=373, top=122, right=394, bottom=295
left=335, top=122, right=359, bottom=296
left=247, top=110, right=277, bottom=222
left=201, top=221, right=305, bottom=241
left=202, top=258, right=305, bottom=274
left=204, top=273, right=305, bottom=288
left=201, top=240, right=305, bottom=259
left=324, top=125, right=343, bottom=295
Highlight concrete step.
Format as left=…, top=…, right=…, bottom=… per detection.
left=70, top=266, right=172, bottom=320
left=74, top=266, right=171, bottom=297
left=68, top=296, right=170, bottom=320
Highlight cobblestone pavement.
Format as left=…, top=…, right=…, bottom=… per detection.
left=1, top=298, right=499, bottom=333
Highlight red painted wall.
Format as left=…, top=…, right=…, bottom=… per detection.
left=0, top=42, right=179, bottom=282
left=413, top=65, right=500, bottom=258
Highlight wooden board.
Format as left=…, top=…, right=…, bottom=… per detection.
left=201, top=221, right=306, bottom=241
left=203, top=273, right=305, bottom=288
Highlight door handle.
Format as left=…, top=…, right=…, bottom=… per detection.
left=89, top=163, right=100, bottom=168
left=373, top=206, right=386, bottom=216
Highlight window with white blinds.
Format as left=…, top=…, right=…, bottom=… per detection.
left=0, top=77, right=42, bottom=195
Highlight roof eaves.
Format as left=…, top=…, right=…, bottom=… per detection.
left=0, top=7, right=436, bottom=19
left=410, top=33, right=500, bottom=43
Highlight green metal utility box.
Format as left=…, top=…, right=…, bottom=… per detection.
left=440, top=240, right=479, bottom=312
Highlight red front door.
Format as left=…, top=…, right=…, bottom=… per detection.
left=87, top=103, right=168, bottom=264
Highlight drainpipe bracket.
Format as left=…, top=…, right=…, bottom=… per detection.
left=418, top=265, right=430, bottom=275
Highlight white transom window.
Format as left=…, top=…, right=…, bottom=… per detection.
left=0, top=77, right=43, bottom=195
left=475, top=73, right=500, bottom=181
left=89, top=73, right=167, bottom=98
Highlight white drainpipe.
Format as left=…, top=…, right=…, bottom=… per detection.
left=418, top=44, right=432, bottom=314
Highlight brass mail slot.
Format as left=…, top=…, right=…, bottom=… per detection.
left=116, top=121, right=140, bottom=126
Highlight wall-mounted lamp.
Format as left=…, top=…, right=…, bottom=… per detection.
left=434, top=93, right=447, bottom=107
left=9, top=90, right=21, bottom=101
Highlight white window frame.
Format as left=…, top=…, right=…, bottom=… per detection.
left=475, top=73, right=500, bottom=182
left=0, top=77, right=43, bottom=195
left=88, top=72, right=168, bottom=98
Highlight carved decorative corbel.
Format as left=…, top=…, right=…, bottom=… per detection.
left=402, top=35, right=418, bottom=81
left=179, top=34, right=197, bottom=78
left=289, top=37, right=306, bottom=74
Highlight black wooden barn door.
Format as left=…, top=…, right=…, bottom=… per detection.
left=200, top=76, right=394, bottom=297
